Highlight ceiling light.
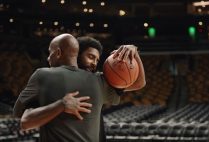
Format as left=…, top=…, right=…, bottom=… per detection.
left=104, top=24, right=108, bottom=28
left=119, top=10, right=126, bottom=16
left=101, top=2, right=105, bottom=6
left=82, top=1, right=87, bottom=5
left=39, top=21, right=43, bottom=25
left=83, top=8, right=88, bottom=12
left=54, top=21, right=59, bottom=26
left=89, top=9, right=93, bottom=13
left=198, top=21, right=203, bottom=26
left=144, top=23, right=148, bottom=27
left=89, top=23, right=94, bottom=27
left=60, top=0, right=65, bottom=4
left=9, top=18, right=14, bottom=23
left=193, top=1, right=209, bottom=7
left=75, top=22, right=80, bottom=27
left=41, top=0, right=46, bottom=3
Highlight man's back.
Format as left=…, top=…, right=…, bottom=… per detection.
left=24, top=65, right=104, bottom=142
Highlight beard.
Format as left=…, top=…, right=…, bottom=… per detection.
left=78, top=57, right=97, bottom=73
left=78, top=63, right=96, bottom=73
left=84, top=65, right=96, bottom=73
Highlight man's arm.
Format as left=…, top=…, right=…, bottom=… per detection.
left=21, top=100, right=64, bottom=130
left=112, top=45, right=146, bottom=91
left=13, top=69, right=40, bottom=118
left=97, top=73, right=121, bottom=105
left=20, top=91, right=92, bottom=130
left=13, top=69, right=61, bottom=130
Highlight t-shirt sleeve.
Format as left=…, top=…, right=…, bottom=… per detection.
left=13, top=69, right=40, bottom=118
left=97, top=72, right=120, bottom=105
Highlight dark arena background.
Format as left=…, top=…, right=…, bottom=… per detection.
left=1, top=0, right=209, bottom=141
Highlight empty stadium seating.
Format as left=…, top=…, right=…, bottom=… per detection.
left=104, top=103, right=209, bottom=141
left=1, top=50, right=209, bottom=142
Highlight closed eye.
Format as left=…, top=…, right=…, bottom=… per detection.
left=88, top=54, right=99, bottom=64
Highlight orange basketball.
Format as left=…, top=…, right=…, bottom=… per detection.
left=103, top=54, right=139, bottom=89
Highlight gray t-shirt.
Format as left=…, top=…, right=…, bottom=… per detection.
left=13, top=66, right=120, bottom=142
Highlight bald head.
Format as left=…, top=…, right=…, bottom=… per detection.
left=50, top=34, right=79, bottom=55
left=48, top=33, right=79, bottom=67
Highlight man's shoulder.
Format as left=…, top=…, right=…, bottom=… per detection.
left=38, top=66, right=93, bottom=76
left=37, top=67, right=51, bottom=71
left=35, top=67, right=52, bottom=73
left=32, top=67, right=57, bottom=78
left=37, top=66, right=65, bottom=73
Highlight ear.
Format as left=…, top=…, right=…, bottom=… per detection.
left=56, top=48, right=62, bottom=59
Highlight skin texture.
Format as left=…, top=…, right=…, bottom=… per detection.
left=78, top=47, right=100, bottom=72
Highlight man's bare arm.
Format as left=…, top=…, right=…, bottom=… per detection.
left=20, top=91, right=92, bottom=130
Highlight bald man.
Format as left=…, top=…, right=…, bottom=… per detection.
left=13, top=34, right=120, bottom=142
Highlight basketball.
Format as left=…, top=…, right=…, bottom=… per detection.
left=103, top=54, right=139, bottom=89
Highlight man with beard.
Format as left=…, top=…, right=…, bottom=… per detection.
left=77, top=36, right=146, bottom=142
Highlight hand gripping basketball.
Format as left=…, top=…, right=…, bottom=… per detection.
left=103, top=54, right=139, bottom=88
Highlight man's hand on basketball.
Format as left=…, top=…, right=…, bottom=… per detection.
left=62, top=91, right=92, bottom=120
left=112, top=45, right=138, bottom=64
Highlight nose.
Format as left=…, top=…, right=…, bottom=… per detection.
left=89, top=60, right=97, bottom=70
left=92, top=59, right=98, bottom=67
left=93, top=60, right=97, bottom=65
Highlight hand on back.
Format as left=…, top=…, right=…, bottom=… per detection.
left=62, top=91, right=92, bottom=120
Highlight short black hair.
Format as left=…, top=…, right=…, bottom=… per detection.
left=77, top=36, right=103, bottom=56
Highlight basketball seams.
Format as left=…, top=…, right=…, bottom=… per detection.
left=106, top=60, right=128, bottom=86
left=133, top=59, right=139, bottom=83
left=103, top=54, right=138, bottom=88
left=124, top=61, right=132, bottom=84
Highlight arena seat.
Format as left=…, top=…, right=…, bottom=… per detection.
left=195, top=125, right=209, bottom=137
left=130, top=123, right=149, bottom=137
left=157, top=124, right=172, bottom=137
left=182, top=124, right=196, bottom=137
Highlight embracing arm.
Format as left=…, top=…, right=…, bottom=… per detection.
left=12, top=69, right=63, bottom=130
left=13, top=69, right=40, bottom=118
left=20, top=91, right=92, bottom=130
left=21, top=100, right=64, bottom=130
